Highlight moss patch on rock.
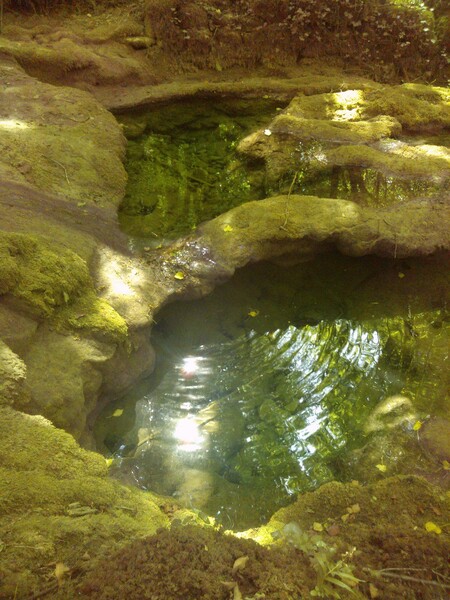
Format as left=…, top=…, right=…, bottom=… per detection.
left=289, top=85, right=450, bottom=131
left=0, top=232, right=127, bottom=342
left=0, top=341, right=27, bottom=406
left=318, top=143, right=450, bottom=180
left=0, top=407, right=169, bottom=599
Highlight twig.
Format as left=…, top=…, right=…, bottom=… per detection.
left=45, top=157, right=70, bottom=185
left=373, top=570, right=450, bottom=590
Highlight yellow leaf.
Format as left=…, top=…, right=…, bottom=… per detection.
left=376, top=464, right=387, bottom=472
left=425, top=521, right=442, bottom=534
left=413, top=420, right=422, bottom=431
left=369, top=583, right=380, bottom=598
left=348, top=503, right=360, bottom=514
left=112, top=409, right=123, bottom=418
left=341, top=513, right=349, bottom=523
left=54, top=562, right=70, bottom=585
left=398, top=272, right=405, bottom=279
left=223, top=224, right=233, bottom=232
left=248, top=310, right=259, bottom=317
left=232, top=556, right=249, bottom=573
left=312, top=522, right=323, bottom=532
left=443, top=460, right=450, bottom=471
left=105, top=458, right=114, bottom=467
left=174, top=271, right=185, bottom=280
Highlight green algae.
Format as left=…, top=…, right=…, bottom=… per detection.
left=0, top=232, right=127, bottom=342
left=118, top=99, right=280, bottom=239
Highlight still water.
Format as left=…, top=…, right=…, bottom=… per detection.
left=96, top=253, right=449, bottom=530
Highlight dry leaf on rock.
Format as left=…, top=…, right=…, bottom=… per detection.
left=232, top=555, right=249, bottom=573
left=54, top=562, right=70, bottom=585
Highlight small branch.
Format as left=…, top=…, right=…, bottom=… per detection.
left=44, top=157, right=70, bottom=185
left=371, top=569, right=450, bottom=590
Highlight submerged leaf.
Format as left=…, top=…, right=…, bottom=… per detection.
left=112, top=409, right=124, bottom=418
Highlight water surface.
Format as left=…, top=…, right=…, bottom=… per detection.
left=96, top=253, right=449, bottom=529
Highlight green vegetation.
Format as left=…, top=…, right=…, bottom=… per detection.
left=0, top=232, right=127, bottom=341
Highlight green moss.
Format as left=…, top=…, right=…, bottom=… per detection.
left=54, top=293, right=128, bottom=343
left=362, top=85, right=450, bottom=130
left=287, top=84, right=450, bottom=131
left=0, top=407, right=169, bottom=598
left=321, top=144, right=450, bottom=179
left=272, top=113, right=400, bottom=144
left=0, top=232, right=127, bottom=342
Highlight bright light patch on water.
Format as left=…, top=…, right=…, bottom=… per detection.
left=180, top=356, right=200, bottom=377
left=173, top=417, right=205, bottom=452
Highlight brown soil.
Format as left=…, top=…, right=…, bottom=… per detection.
left=78, top=524, right=314, bottom=600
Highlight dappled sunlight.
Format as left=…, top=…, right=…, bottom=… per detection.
left=329, top=89, right=364, bottom=122
left=0, top=118, right=32, bottom=130
left=97, top=247, right=146, bottom=299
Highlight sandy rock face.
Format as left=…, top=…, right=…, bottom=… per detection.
left=0, top=53, right=158, bottom=439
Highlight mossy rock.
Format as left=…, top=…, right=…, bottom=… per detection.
left=0, top=407, right=169, bottom=599
left=318, top=143, right=450, bottom=180
left=0, top=341, right=27, bottom=406
left=288, top=84, right=450, bottom=131
left=0, top=232, right=127, bottom=342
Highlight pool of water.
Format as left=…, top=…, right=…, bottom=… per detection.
left=96, top=253, right=449, bottom=530
left=118, top=101, right=448, bottom=245
left=117, top=98, right=281, bottom=240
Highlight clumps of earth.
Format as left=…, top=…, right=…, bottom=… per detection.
left=78, top=524, right=312, bottom=599
left=74, top=476, right=450, bottom=600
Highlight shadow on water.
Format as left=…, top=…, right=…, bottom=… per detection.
left=95, top=253, right=449, bottom=530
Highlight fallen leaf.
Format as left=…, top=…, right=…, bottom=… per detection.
left=112, top=409, right=123, bottom=418
left=221, top=581, right=236, bottom=590
left=425, top=521, right=442, bottom=534
left=442, top=460, right=450, bottom=470
left=232, top=555, right=249, bottom=573
left=248, top=310, right=259, bottom=317
left=223, top=224, right=233, bottom=232
left=54, top=562, right=70, bottom=586
left=369, top=583, right=380, bottom=598
left=341, top=513, right=349, bottom=523
left=174, top=271, right=185, bottom=280
left=312, top=522, right=323, bottom=532
left=348, top=503, right=360, bottom=514
left=375, top=464, right=387, bottom=472
left=234, top=584, right=243, bottom=600
left=413, top=420, right=422, bottom=431
left=398, top=272, right=405, bottom=279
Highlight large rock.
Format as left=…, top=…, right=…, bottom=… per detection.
left=0, top=407, right=169, bottom=598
